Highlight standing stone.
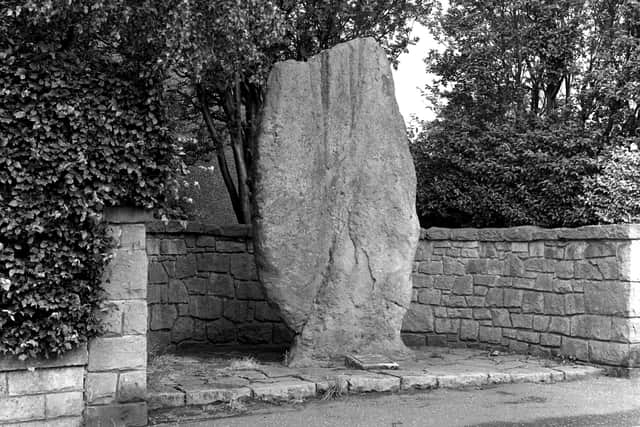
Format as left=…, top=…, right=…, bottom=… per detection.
left=253, top=38, right=420, bottom=366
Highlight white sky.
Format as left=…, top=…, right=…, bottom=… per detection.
left=392, top=22, right=439, bottom=125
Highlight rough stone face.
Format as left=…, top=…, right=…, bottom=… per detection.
left=253, top=38, right=419, bottom=366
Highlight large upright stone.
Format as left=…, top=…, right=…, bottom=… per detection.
left=253, top=38, right=420, bottom=366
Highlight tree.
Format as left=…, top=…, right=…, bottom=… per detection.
left=163, top=0, right=432, bottom=223
left=413, top=0, right=640, bottom=228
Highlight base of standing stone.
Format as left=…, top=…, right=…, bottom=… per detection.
left=286, top=336, right=414, bottom=368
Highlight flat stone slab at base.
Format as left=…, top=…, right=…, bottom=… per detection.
left=345, top=354, right=399, bottom=370
left=147, top=346, right=605, bottom=424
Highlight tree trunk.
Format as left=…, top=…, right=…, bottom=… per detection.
left=197, top=85, right=245, bottom=224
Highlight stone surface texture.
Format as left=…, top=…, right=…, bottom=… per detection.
left=146, top=221, right=293, bottom=354
left=253, top=38, right=420, bottom=365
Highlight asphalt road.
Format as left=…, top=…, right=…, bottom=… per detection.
left=161, top=377, right=640, bottom=427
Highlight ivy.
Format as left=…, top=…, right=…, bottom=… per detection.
left=0, top=41, right=182, bottom=359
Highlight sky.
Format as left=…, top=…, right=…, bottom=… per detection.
left=392, top=22, right=439, bottom=125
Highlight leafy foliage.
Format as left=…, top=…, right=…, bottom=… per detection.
left=416, top=0, right=640, bottom=227
left=163, top=0, right=433, bottom=223
left=0, top=2, right=182, bottom=359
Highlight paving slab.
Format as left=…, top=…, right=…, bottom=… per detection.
left=147, top=346, right=605, bottom=414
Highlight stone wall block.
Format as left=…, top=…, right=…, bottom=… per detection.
left=540, top=333, right=562, bottom=347
left=528, top=242, right=545, bottom=257
left=149, top=304, right=177, bottom=330
left=419, top=261, right=444, bottom=275
left=146, top=238, right=160, bottom=255
left=84, top=402, right=147, bottom=427
left=571, top=315, right=612, bottom=340
left=98, top=301, right=123, bottom=336
left=549, top=316, right=570, bottom=335
left=575, top=262, right=603, bottom=280
left=216, top=240, right=248, bottom=252
left=224, top=300, right=251, bottom=322
left=117, top=370, right=146, bottom=402
left=534, top=274, right=554, bottom=291
left=583, top=281, right=629, bottom=315
left=544, top=294, right=565, bottom=315
left=612, top=318, right=640, bottom=343
left=585, top=242, right=616, bottom=258
left=103, top=249, right=147, bottom=300
left=513, top=277, right=535, bottom=289
left=0, top=395, right=45, bottom=422
left=175, top=254, right=197, bottom=279
left=159, top=239, right=187, bottom=255
left=171, top=317, right=194, bottom=342
left=7, top=367, right=84, bottom=395
left=434, top=318, right=460, bottom=334
left=122, top=300, right=147, bottom=335
left=473, top=309, right=492, bottom=320
left=465, top=259, right=487, bottom=274
left=254, top=301, right=283, bottom=322
left=511, top=313, right=533, bottom=329
left=86, top=372, right=118, bottom=404
left=443, top=258, right=465, bottom=275
left=445, top=295, right=467, bottom=308
left=447, top=308, right=472, bottom=318
left=196, top=236, right=217, bottom=247
left=617, top=241, right=640, bottom=281
left=45, top=391, right=84, bottom=418
left=148, top=262, right=168, bottom=284
left=403, top=304, right=434, bottom=333
left=460, top=320, right=479, bottom=340
left=414, top=241, right=433, bottom=261
left=238, top=324, right=273, bottom=344
left=412, top=274, right=434, bottom=288
left=516, top=330, right=540, bottom=344
left=434, top=276, right=455, bottom=290
left=88, top=336, right=146, bottom=371
left=230, top=254, right=258, bottom=280
left=589, top=341, right=630, bottom=366
left=504, top=289, right=523, bottom=307
left=210, top=273, right=235, bottom=297
left=485, top=288, right=503, bottom=307
left=593, top=258, right=619, bottom=280
left=565, top=294, right=585, bottom=315
left=197, top=253, right=229, bottom=273
left=466, top=296, right=485, bottom=307
left=554, top=261, right=574, bottom=279
left=491, top=309, right=511, bottom=327
left=532, top=315, right=550, bottom=331
left=235, top=281, right=266, bottom=300
left=207, top=318, right=237, bottom=343
left=418, top=289, right=441, bottom=305
left=522, top=291, right=544, bottom=313
left=478, top=326, right=502, bottom=343
left=167, top=280, right=189, bottom=303
left=552, top=280, right=573, bottom=293
left=188, top=296, right=223, bottom=320
left=185, top=277, right=208, bottom=295
left=560, top=337, right=589, bottom=361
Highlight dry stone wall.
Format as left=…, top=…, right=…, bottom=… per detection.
left=146, top=222, right=293, bottom=354
left=403, top=225, right=640, bottom=371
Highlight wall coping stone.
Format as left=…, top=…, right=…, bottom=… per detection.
left=421, top=224, right=640, bottom=241
left=146, top=221, right=252, bottom=237
left=0, top=344, right=88, bottom=372
left=104, top=207, right=153, bottom=224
